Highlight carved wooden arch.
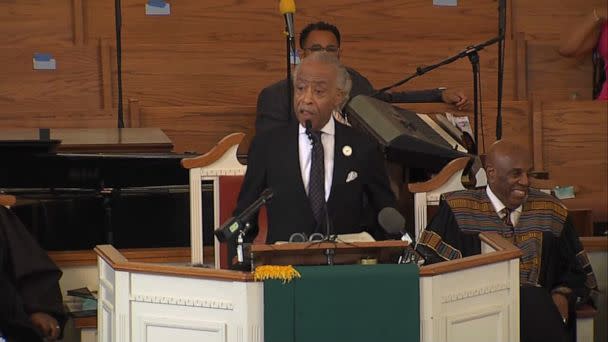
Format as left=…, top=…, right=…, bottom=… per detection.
left=0, top=194, right=16, bottom=207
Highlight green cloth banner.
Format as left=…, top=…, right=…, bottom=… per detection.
left=264, top=264, right=420, bottom=342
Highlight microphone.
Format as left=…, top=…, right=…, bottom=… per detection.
left=279, top=0, right=296, bottom=40
left=377, top=207, right=423, bottom=265
left=377, top=207, right=405, bottom=235
left=214, top=188, right=274, bottom=242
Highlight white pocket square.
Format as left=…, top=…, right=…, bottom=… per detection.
left=346, top=171, right=358, bottom=183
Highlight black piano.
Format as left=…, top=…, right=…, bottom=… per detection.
left=0, top=128, right=213, bottom=251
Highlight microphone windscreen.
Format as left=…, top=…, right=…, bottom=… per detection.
left=279, top=0, right=296, bottom=14
left=378, top=207, right=405, bottom=235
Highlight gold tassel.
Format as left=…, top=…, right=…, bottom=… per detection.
left=253, top=265, right=301, bottom=283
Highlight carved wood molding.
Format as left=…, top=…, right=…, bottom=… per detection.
left=95, top=245, right=253, bottom=281
left=580, top=237, right=608, bottom=252
left=0, top=194, right=16, bottom=207
left=49, top=246, right=214, bottom=267
left=420, top=232, right=522, bottom=277
left=441, top=282, right=509, bottom=303
left=131, top=294, right=234, bottom=310
left=181, top=133, right=245, bottom=169
left=408, top=157, right=471, bottom=193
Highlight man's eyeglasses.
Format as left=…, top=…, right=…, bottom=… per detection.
left=303, top=45, right=340, bottom=53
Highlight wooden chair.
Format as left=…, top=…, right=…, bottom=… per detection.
left=181, top=133, right=266, bottom=269
left=0, top=194, right=16, bottom=207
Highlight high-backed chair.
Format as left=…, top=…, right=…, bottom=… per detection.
left=0, top=194, right=16, bottom=207
left=181, top=133, right=266, bottom=269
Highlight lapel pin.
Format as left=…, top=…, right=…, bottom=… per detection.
left=342, top=145, right=352, bottom=157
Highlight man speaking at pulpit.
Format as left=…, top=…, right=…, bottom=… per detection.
left=234, top=52, right=397, bottom=244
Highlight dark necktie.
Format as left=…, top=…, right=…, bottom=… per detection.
left=308, top=131, right=325, bottom=229
left=501, top=208, right=513, bottom=227
left=501, top=207, right=515, bottom=240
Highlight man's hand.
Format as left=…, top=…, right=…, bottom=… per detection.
left=551, top=292, right=569, bottom=324
left=441, top=88, right=469, bottom=110
left=30, top=312, right=60, bottom=341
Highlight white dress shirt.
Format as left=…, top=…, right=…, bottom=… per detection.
left=486, top=186, right=522, bottom=226
left=298, top=117, right=335, bottom=201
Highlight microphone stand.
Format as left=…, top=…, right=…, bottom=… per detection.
left=285, top=30, right=296, bottom=122
left=374, top=36, right=502, bottom=155
left=114, top=0, right=125, bottom=128
left=496, top=0, right=507, bottom=140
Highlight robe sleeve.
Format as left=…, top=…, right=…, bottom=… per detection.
left=416, top=198, right=473, bottom=264
left=550, top=216, right=599, bottom=303
left=0, top=206, right=66, bottom=331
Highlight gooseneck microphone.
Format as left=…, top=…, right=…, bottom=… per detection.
left=377, top=207, right=423, bottom=265
left=214, top=188, right=273, bottom=242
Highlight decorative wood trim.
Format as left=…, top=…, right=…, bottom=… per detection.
left=0, top=194, right=16, bottom=207
left=73, top=315, right=96, bottom=329
left=441, top=282, right=509, bottom=303
left=514, top=32, right=527, bottom=100
left=131, top=294, right=234, bottom=310
left=420, top=232, right=522, bottom=277
left=181, top=133, right=246, bottom=169
left=479, top=232, right=520, bottom=253
left=49, top=247, right=214, bottom=267
left=72, top=0, right=84, bottom=45
left=128, top=98, right=141, bottom=128
left=530, top=93, right=544, bottom=172
left=408, top=157, right=470, bottom=193
left=100, top=38, right=113, bottom=112
left=94, top=245, right=253, bottom=282
left=580, top=237, right=608, bottom=252
left=576, top=303, right=598, bottom=318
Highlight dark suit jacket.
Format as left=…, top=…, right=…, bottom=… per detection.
left=234, top=120, right=396, bottom=243
left=255, top=67, right=444, bottom=134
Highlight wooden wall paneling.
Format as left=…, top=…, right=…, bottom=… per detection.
left=100, top=38, right=114, bottom=111
left=127, top=98, right=141, bottom=128
left=0, top=44, right=107, bottom=113
left=116, top=41, right=284, bottom=108
left=82, top=0, right=115, bottom=42
left=530, top=94, right=545, bottom=172
left=72, top=0, right=85, bottom=45
left=342, top=38, right=517, bottom=101
left=541, top=101, right=608, bottom=221
left=137, top=105, right=257, bottom=154
left=0, top=0, right=75, bottom=45
left=116, top=38, right=516, bottom=111
left=400, top=100, right=531, bottom=154
left=526, top=41, right=594, bottom=100
left=102, top=0, right=500, bottom=45
left=512, top=0, right=607, bottom=41
left=514, top=32, right=528, bottom=100
left=0, top=111, right=114, bottom=128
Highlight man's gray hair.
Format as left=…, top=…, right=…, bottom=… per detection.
left=292, top=52, right=353, bottom=109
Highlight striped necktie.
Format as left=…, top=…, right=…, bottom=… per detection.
left=501, top=207, right=513, bottom=227
left=308, top=131, right=325, bottom=230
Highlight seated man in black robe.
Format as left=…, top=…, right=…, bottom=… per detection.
left=0, top=205, right=66, bottom=342
left=416, top=140, right=598, bottom=342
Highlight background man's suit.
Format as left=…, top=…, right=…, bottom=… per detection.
left=234, top=120, right=396, bottom=243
